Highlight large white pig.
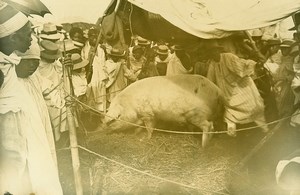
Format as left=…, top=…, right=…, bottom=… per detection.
left=100, top=75, right=227, bottom=147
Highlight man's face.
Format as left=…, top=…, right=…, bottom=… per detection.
left=16, top=59, right=40, bottom=78
left=13, top=22, right=32, bottom=53
left=269, top=45, right=280, bottom=55
left=88, top=32, right=98, bottom=47
left=72, top=32, right=84, bottom=43
left=158, top=54, right=168, bottom=61
left=133, top=50, right=143, bottom=60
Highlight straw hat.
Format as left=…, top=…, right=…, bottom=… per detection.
left=58, top=39, right=79, bottom=53
left=280, top=39, right=296, bottom=48
left=107, top=48, right=125, bottom=57
left=137, top=36, right=151, bottom=46
left=40, top=40, right=62, bottom=60
left=266, top=38, right=281, bottom=46
left=40, top=22, right=61, bottom=41
left=132, top=45, right=144, bottom=53
left=71, top=53, right=89, bottom=70
left=156, top=45, right=169, bottom=55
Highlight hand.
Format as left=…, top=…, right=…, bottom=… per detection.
left=63, top=54, right=72, bottom=67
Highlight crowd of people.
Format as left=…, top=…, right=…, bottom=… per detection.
left=1, top=0, right=300, bottom=194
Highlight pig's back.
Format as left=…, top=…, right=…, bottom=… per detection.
left=115, top=75, right=217, bottom=121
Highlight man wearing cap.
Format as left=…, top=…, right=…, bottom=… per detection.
left=0, top=2, right=63, bottom=194
left=37, top=40, right=68, bottom=142
left=155, top=45, right=171, bottom=76
left=204, top=40, right=268, bottom=136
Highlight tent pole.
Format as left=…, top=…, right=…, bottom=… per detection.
left=63, top=49, right=83, bottom=195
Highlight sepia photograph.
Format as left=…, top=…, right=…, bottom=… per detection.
left=0, top=0, right=300, bottom=194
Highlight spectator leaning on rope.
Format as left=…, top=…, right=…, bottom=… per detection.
left=0, top=2, right=63, bottom=194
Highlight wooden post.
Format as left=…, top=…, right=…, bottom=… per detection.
left=236, top=119, right=286, bottom=170
left=63, top=55, right=83, bottom=195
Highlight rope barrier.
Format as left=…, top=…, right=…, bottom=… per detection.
left=65, top=89, right=300, bottom=135
left=77, top=145, right=229, bottom=195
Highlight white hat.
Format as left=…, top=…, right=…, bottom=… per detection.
left=0, top=2, right=29, bottom=38
left=276, top=156, right=300, bottom=190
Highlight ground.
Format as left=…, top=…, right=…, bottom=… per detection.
left=56, top=115, right=300, bottom=195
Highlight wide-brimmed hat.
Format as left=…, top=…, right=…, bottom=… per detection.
left=107, top=48, right=125, bottom=57
left=266, top=38, right=281, bottom=46
left=40, top=40, right=62, bottom=60
left=71, top=53, right=89, bottom=70
left=137, top=36, right=151, bottom=46
left=58, top=39, right=80, bottom=53
left=280, top=39, right=296, bottom=48
left=40, top=22, right=61, bottom=41
left=156, top=45, right=169, bottom=55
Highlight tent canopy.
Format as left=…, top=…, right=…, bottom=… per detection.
left=128, top=0, right=300, bottom=39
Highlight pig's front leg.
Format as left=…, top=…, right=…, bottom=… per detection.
left=141, top=116, right=156, bottom=140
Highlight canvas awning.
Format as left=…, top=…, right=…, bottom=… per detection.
left=128, top=0, right=300, bottom=39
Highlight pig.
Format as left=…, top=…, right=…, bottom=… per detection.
left=100, top=75, right=226, bottom=147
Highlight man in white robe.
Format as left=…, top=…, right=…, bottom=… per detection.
left=0, top=3, right=62, bottom=194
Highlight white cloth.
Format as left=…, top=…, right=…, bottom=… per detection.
left=0, top=51, right=62, bottom=194
left=82, top=42, right=107, bottom=109
left=37, top=59, right=67, bottom=140
left=128, top=0, right=300, bottom=39
left=72, top=71, right=87, bottom=97
left=0, top=52, right=22, bottom=113
left=166, top=53, right=192, bottom=76
left=18, top=73, right=58, bottom=169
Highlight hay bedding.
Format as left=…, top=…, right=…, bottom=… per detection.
left=86, top=129, right=243, bottom=195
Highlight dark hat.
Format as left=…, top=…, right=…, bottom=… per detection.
left=156, top=45, right=169, bottom=55
left=266, top=38, right=281, bottom=46
left=71, top=53, right=89, bottom=70
left=107, top=48, right=125, bottom=57
left=137, top=36, right=151, bottom=46
left=40, top=40, right=62, bottom=60
left=280, top=39, right=296, bottom=48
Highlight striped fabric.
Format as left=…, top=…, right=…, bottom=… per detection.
left=0, top=2, right=28, bottom=38
left=207, top=53, right=265, bottom=123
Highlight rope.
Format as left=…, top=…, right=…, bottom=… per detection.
left=77, top=145, right=229, bottom=195
left=66, top=90, right=300, bottom=135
